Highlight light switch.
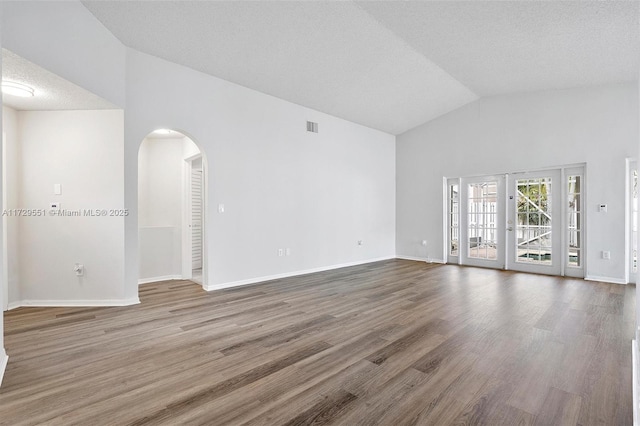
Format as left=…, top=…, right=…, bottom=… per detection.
left=218, top=204, right=225, bottom=213
left=54, top=184, right=62, bottom=195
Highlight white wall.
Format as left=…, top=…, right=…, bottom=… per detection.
left=183, top=138, right=201, bottom=160
left=397, top=83, right=639, bottom=282
left=138, top=137, right=184, bottom=228
left=16, top=110, right=128, bottom=304
left=138, top=136, right=196, bottom=281
left=3, top=106, right=19, bottom=307
left=0, top=12, right=6, bottom=383
left=125, top=50, right=396, bottom=295
left=0, top=2, right=395, bottom=304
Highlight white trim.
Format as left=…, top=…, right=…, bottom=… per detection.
left=2, top=131, right=8, bottom=312
left=396, top=255, right=446, bottom=264
left=443, top=177, right=449, bottom=264
left=450, top=162, right=587, bottom=181
left=627, top=158, right=637, bottom=284
left=560, top=167, right=567, bottom=278
left=138, top=275, right=182, bottom=285
left=584, top=275, right=628, bottom=285
left=633, top=339, right=638, bottom=426
left=0, top=349, right=8, bottom=387
left=627, top=158, right=632, bottom=284
left=204, top=256, right=395, bottom=291
left=6, top=301, right=21, bottom=311
left=12, top=298, right=140, bottom=308
left=182, top=157, right=193, bottom=280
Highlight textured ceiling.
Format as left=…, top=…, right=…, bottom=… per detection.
left=2, top=49, right=117, bottom=111
left=359, top=1, right=639, bottom=96
left=82, top=1, right=638, bottom=135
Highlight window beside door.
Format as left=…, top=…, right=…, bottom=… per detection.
left=567, top=175, right=582, bottom=268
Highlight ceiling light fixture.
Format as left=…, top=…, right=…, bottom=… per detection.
left=153, top=128, right=172, bottom=135
left=1, top=81, right=35, bottom=97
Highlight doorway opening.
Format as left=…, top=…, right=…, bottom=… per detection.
left=185, top=155, right=204, bottom=284
left=138, top=129, right=207, bottom=288
left=446, top=165, right=585, bottom=277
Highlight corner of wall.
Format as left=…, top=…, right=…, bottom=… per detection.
left=0, top=348, right=7, bottom=386
left=205, top=256, right=396, bottom=292
left=395, top=255, right=446, bottom=264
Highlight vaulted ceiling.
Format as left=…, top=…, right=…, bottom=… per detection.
left=82, top=1, right=639, bottom=135
left=2, top=49, right=117, bottom=111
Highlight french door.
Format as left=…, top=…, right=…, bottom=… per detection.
left=450, top=167, right=584, bottom=277
left=459, top=175, right=506, bottom=269
left=507, top=170, right=561, bottom=275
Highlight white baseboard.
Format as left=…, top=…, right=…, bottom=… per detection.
left=13, top=297, right=140, bottom=308
left=395, top=255, right=446, bottom=264
left=6, top=301, right=21, bottom=311
left=584, top=275, right=628, bottom=285
left=138, top=275, right=182, bottom=285
left=0, top=349, right=8, bottom=387
left=633, top=340, right=638, bottom=426
left=205, top=256, right=395, bottom=291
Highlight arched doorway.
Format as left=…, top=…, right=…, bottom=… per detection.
left=137, top=129, right=207, bottom=288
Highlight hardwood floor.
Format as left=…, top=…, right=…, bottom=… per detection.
left=0, top=259, right=634, bottom=425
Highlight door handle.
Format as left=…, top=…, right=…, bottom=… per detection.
left=507, top=227, right=513, bottom=231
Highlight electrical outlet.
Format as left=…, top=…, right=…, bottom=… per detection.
left=421, top=240, right=427, bottom=246
left=285, top=248, right=291, bottom=256
left=357, top=240, right=363, bottom=246
left=602, top=251, right=611, bottom=260
left=278, top=248, right=283, bottom=257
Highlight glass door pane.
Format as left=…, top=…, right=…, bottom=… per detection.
left=467, top=182, right=498, bottom=260
left=459, top=175, right=505, bottom=269
left=508, top=170, right=561, bottom=276
left=515, top=177, right=552, bottom=265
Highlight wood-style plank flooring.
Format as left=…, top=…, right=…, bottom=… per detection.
left=0, top=260, right=635, bottom=425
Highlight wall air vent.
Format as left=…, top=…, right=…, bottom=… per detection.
left=306, top=121, right=318, bottom=133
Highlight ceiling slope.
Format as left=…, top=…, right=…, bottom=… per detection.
left=82, top=1, right=638, bottom=135
left=82, top=0, right=477, bottom=135
left=359, top=1, right=639, bottom=96
left=2, top=48, right=117, bottom=111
